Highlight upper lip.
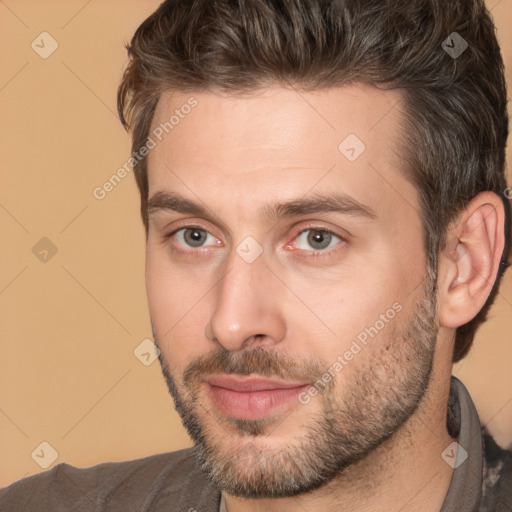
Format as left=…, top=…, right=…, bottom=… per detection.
left=205, top=375, right=310, bottom=392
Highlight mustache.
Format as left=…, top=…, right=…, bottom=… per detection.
left=181, top=346, right=327, bottom=388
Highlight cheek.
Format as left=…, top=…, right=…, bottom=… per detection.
left=146, top=246, right=198, bottom=324
left=287, top=265, right=397, bottom=333
left=145, top=249, right=214, bottom=364
left=145, top=250, right=173, bottom=329
left=285, top=262, right=411, bottom=371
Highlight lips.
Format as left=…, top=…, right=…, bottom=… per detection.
left=204, top=375, right=310, bottom=420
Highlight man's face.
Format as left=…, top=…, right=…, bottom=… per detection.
left=145, top=85, right=439, bottom=497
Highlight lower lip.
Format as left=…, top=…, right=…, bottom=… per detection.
left=206, top=384, right=310, bottom=420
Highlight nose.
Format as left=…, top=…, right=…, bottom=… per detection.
left=205, top=249, right=286, bottom=351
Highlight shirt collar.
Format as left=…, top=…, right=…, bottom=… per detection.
left=440, top=376, right=484, bottom=511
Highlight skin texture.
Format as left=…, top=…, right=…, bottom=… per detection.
left=144, top=84, right=505, bottom=511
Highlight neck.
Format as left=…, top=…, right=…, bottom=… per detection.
left=224, top=368, right=456, bottom=512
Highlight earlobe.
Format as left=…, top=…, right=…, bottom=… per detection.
left=438, top=192, right=505, bottom=329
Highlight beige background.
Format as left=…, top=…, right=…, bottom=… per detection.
left=1, top=0, right=511, bottom=488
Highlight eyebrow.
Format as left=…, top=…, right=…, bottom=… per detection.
left=147, top=191, right=377, bottom=223
left=261, top=193, right=377, bottom=222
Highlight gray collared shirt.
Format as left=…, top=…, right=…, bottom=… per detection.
left=440, top=376, right=484, bottom=511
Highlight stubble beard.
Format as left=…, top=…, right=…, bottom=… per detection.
left=154, top=276, right=438, bottom=498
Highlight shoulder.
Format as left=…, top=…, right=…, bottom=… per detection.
left=0, top=447, right=220, bottom=512
left=480, top=428, right=512, bottom=511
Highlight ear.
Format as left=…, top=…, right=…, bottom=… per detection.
left=437, top=191, right=506, bottom=328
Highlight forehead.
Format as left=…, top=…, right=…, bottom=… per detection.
left=146, top=84, right=418, bottom=224
left=149, top=83, right=403, bottom=158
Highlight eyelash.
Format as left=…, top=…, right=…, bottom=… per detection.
left=164, top=224, right=346, bottom=260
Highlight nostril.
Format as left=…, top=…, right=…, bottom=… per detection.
left=244, top=334, right=266, bottom=347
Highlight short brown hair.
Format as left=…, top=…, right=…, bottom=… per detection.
left=117, top=0, right=510, bottom=362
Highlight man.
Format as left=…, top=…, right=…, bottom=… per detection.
left=1, top=0, right=511, bottom=510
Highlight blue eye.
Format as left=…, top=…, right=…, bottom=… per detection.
left=295, top=229, right=341, bottom=251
